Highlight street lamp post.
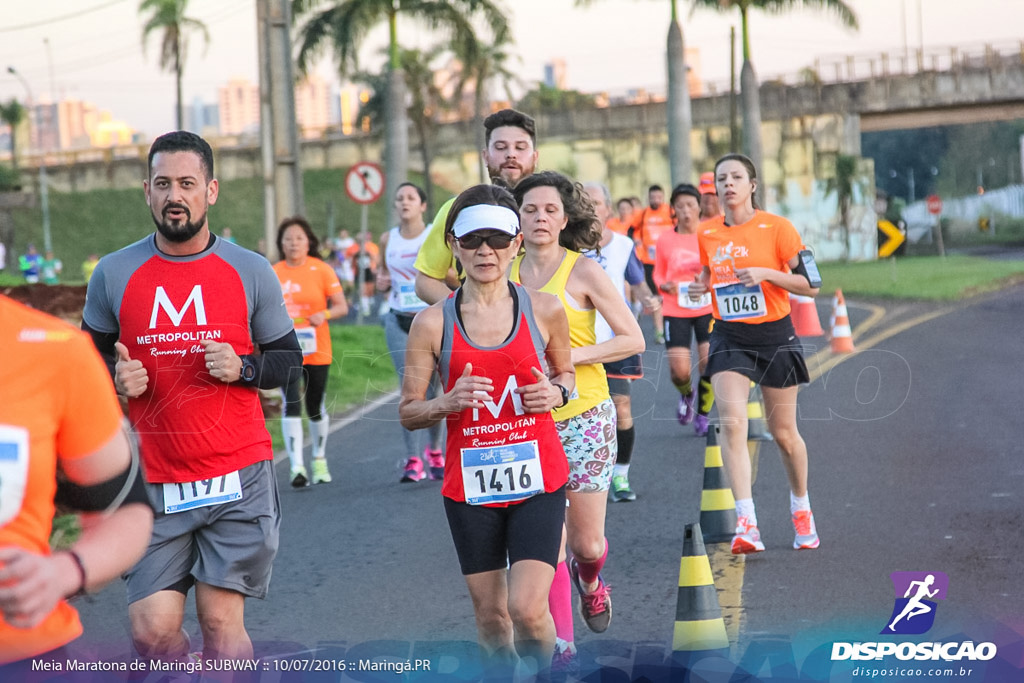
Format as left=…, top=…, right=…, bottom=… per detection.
left=7, top=66, right=52, bottom=254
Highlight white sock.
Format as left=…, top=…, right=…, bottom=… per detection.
left=735, top=498, right=757, bottom=525
left=790, top=491, right=811, bottom=514
left=309, top=416, right=330, bottom=461
left=281, top=417, right=304, bottom=471
left=613, top=463, right=630, bottom=478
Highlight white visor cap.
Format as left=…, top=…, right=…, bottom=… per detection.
left=451, top=204, right=521, bottom=238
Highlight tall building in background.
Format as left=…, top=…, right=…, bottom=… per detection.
left=218, top=75, right=333, bottom=138
left=218, top=78, right=260, bottom=136
left=294, top=74, right=332, bottom=138
left=90, top=112, right=134, bottom=147
left=188, top=96, right=220, bottom=137
left=544, top=59, right=568, bottom=90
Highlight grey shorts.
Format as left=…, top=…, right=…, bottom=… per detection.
left=125, top=459, right=281, bottom=603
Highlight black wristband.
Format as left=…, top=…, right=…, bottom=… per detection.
left=64, top=549, right=87, bottom=599
left=552, top=383, right=570, bottom=408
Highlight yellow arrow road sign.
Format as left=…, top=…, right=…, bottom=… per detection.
left=877, top=220, right=905, bottom=258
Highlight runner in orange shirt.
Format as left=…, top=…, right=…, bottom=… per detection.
left=605, top=197, right=634, bottom=236
left=274, top=216, right=349, bottom=488
left=698, top=171, right=721, bottom=220
left=0, top=295, right=153, bottom=669
left=629, top=185, right=673, bottom=342
left=689, top=153, right=822, bottom=556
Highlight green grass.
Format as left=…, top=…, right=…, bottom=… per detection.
left=7, top=168, right=448, bottom=283
left=822, top=254, right=1024, bottom=300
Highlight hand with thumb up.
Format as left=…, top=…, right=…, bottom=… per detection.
left=515, top=366, right=562, bottom=414
left=113, top=342, right=149, bottom=398
left=444, top=362, right=493, bottom=413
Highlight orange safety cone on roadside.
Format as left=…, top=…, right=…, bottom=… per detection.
left=830, top=289, right=855, bottom=354
left=790, top=293, right=824, bottom=337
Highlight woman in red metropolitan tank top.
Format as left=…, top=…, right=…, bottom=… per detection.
left=399, top=184, right=575, bottom=678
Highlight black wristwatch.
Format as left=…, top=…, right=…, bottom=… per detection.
left=552, top=383, right=570, bottom=408
left=240, top=356, right=257, bottom=383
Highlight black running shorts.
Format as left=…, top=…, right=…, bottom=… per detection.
left=443, top=485, right=566, bottom=575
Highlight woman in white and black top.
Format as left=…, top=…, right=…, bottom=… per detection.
left=376, top=183, right=445, bottom=483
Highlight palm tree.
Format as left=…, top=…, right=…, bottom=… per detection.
left=139, top=0, right=210, bottom=131
left=576, top=0, right=692, bottom=186
left=692, top=0, right=858, bottom=194
left=0, top=99, right=26, bottom=173
left=293, top=0, right=510, bottom=226
left=356, top=45, right=449, bottom=212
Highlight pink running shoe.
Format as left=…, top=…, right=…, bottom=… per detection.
left=401, top=456, right=426, bottom=483
left=424, top=448, right=445, bottom=480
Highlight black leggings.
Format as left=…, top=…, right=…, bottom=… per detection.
left=283, top=363, right=330, bottom=420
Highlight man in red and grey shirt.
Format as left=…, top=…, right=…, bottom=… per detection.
left=83, top=131, right=301, bottom=664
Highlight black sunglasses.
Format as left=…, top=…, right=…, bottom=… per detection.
left=456, top=232, right=516, bottom=250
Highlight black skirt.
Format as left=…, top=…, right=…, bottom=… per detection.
left=705, top=316, right=810, bottom=388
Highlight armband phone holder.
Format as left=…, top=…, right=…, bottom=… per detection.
left=796, top=249, right=822, bottom=288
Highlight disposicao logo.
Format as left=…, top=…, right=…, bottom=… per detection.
left=830, top=570, right=998, bottom=663
left=882, top=571, right=948, bottom=635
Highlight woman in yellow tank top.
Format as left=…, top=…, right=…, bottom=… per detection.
left=511, top=171, right=644, bottom=664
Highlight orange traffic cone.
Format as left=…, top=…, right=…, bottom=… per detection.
left=829, top=289, right=855, bottom=354
left=790, top=294, right=824, bottom=337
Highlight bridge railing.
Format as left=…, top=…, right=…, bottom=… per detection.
left=702, top=40, right=1024, bottom=94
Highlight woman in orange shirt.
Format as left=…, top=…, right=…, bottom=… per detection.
left=689, top=154, right=821, bottom=556
left=274, top=217, right=349, bottom=488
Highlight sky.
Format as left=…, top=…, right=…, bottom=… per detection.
left=2, top=0, right=1023, bottom=140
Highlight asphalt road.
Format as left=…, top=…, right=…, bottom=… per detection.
left=71, top=286, right=1024, bottom=681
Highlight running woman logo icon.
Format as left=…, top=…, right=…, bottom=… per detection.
left=881, top=571, right=949, bottom=635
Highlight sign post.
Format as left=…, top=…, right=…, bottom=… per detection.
left=345, top=162, right=386, bottom=322
left=926, top=194, right=945, bottom=257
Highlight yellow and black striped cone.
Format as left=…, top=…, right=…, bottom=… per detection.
left=672, top=522, right=730, bottom=655
left=747, top=382, right=772, bottom=485
left=746, top=382, right=772, bottom=443
left=699, top=425, right=737, bottom=545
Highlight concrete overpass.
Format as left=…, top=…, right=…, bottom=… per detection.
left=8, top=42, right=1024, bottom=260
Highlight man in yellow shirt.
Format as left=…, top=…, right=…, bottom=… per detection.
left=413, top=109, right=539, bottom=304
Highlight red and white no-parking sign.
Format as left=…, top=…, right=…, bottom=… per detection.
left=345, top=162, right=385, bottom=205
left=926, top=194, right=943, bottom=215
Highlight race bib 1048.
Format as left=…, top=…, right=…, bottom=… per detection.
left=714, top=282, right=767, bottom=321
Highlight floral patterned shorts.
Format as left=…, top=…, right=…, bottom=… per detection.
left=556, top=398, right=618, bottom=492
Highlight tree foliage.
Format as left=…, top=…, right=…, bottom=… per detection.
left=139, top=0, right=209, bottom=130
left=517, top=83, right=597, bottom=114
left=0, top=99, right=26, bottom=172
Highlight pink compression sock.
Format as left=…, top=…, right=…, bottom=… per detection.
left=575, top=539, right=608, bottom=586
left=548, top=560, right=575, bottom=645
